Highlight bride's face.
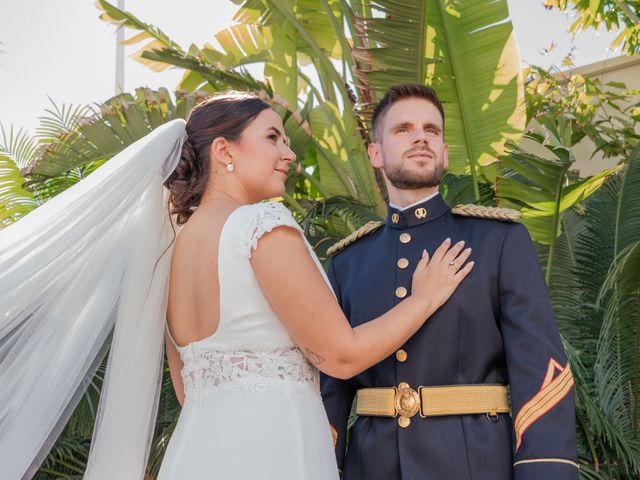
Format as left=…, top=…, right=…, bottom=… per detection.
left=229, top=108, right=296, bottom=202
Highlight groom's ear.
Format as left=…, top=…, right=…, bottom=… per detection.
left=210, top=137, right=233, bottom=166
left=368, top=142, right=383, bottom=169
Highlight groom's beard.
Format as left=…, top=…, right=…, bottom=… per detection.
left=382, top=149, right=445, bottom=190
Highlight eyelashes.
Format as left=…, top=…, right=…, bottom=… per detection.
left=267, top=134, right=292, bottom=147
left=395, top=128, right=439, bottom=134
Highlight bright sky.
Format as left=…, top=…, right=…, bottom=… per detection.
left=0, top=0, right=620, bottom=135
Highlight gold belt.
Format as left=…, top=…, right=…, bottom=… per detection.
left=356, top=383, right=510, bottom=428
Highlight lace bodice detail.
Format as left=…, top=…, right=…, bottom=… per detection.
left=180, top=346, right=320, bottom=404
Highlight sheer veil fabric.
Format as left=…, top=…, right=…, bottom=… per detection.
left=0, top=119, right=187, bottom=479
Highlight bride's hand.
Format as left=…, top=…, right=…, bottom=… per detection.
left=411, top=238, right=474, bottom=311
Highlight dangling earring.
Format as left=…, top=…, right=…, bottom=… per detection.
left=226, top=163, right=234, bottom=172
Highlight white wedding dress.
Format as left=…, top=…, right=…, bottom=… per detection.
left=158, top=201, right=339, bottom=480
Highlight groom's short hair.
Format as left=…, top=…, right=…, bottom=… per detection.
left=371, top=84, right=445, bottom=142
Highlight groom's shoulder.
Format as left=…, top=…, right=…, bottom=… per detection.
left=327, top=220, right=384, bottom=257
left=450, top=204, right=523, bottom=241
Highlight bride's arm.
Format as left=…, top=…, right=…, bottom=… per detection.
left=251, top=226, right=473, bottom=380
left=165, top=333, right=185, bottom=406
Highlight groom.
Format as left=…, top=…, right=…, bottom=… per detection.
left=321, top=84, right=577, bottom=479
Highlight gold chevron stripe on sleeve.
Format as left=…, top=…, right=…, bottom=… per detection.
left=514, top=359, right=574, bottom=450
left=516, top=361, right=572, bottom=431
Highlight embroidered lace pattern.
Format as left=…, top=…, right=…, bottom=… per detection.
left=237, top=202, right=301, bottom=259
left=179, top=346, right=320, bottom=404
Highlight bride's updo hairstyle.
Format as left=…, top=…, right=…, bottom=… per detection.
left=165, top=91, right=271, bottom=225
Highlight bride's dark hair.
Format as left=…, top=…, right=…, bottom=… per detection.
left=164, top=91, right=271, bottom=225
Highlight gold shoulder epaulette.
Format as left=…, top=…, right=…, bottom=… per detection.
left=327, top=221, right=383, bottom=256
left=451, top=204, right=521, bottom=222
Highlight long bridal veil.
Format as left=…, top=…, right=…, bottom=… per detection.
left=0, top=119, right=187, bottom=479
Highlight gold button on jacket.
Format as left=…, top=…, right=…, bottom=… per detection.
left=399, top=233, right=411, bottom=243
left=396, top=349, right=408, bottom=362
left=397, top=258, right=409, bottom=269
left=395, top=287, right=408, bottom=298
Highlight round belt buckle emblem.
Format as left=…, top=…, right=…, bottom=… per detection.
left=395, top=382, right=420, bottom=428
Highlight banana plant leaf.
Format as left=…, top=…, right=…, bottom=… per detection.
left=496, top=130, right=621, bottom=282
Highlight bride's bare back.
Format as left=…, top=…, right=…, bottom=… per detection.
left=165, top=201, right=238, bottom=403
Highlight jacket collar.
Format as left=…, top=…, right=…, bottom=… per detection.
left=385, top=193, right=450, bottom=229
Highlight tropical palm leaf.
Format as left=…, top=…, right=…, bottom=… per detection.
left=96, top=0, right=186, bottom=72
left=299, top=195, right=382, bottom=261
left=33, top=435, right=89, bottom=479
left=231, top=0, right=349, bottom=104
left=597, top=242, right=640, bottom=438
left=0, top=153, right=38, bottom=227
left=496, top=128, right=621, bottom=282
left=591, top=147, right=640, bottom=443
left=24, top=88, right=202, bottom=182
left=550, top=146, right=640, bottom=476
left=309, top=101, right=385, bottom=215
left=98, top=0, right=525, bottom=210
left=569, top=342, right=640, bottom=477
left=0, top=126, right=38, bottom=226
left=538, top=208, right=588, bottom=342
left=439, top=172, right=495, bottom=207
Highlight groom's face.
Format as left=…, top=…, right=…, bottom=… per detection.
left=368, top=97, right=448, bottom=190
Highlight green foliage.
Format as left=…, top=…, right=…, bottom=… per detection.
left=0, top=127, right=38, bottom=227
left=543, top=148, right=640, bottom=478
left=496, top=126, right=621, bottom=283
left=97, top=0, right=525, bottom=204
left=544, top=0, right=640, bottom=56
left=0, top=90, right=209, bottom=226
left=4, top=1, right=638, bottom=478
left=525, top=66, right=640, bottom=159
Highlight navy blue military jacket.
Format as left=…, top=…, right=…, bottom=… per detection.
left=321, top=194, right=578, bottom=480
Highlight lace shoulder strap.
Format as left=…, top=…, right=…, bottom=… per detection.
left=237, top=202, right=302, bottom=259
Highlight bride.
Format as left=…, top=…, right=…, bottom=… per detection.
left=0, top=91, right=473, bottom=479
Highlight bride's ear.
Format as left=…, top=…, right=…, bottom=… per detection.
left=210, top=136, right=233, bottom=168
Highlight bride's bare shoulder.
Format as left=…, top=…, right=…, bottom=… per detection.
left=172, top=204, right=237, bottom=261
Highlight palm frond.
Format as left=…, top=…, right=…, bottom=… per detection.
left=0, top=123, right=38, bottom=168
left=300, top=195, right=382, bottom=261
left=497, top=130, right=620, bottom=284
left=0, top=152, right=38, bottom=227
left=596, top=240, right=640, bottom=439
left=0, top=126, right=39, bottom=226
left=96, top=0, right=186, bottom=72
left=440, top=173, right=495, bottom=207
left=34, top=435, right=90, bottom=479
